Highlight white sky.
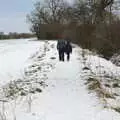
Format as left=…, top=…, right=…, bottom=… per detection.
left=0, top=0, right=36, bottom=33
left=0, top=13, right=30, bottom=33
left=0, top=0, right=72, bottom=33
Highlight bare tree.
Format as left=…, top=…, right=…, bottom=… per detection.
left=93, top=0, right=114, bottom=23
left=27, top=0, right=68, bottom=39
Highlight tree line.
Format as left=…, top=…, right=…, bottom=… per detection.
left=0, top=32, right=35, bottom=40
left=27, top=0, right=120, bottom=59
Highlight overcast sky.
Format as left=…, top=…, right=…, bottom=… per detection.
left=0, top=0, right=73, bottom=34
left=0, top=0, right=37, bottom=33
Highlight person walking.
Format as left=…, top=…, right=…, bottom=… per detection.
left=65, top=40, right=72, bottom=61
left=57, top=39, right=66, bottom=61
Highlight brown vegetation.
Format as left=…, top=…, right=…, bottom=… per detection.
left=27, top=0, right=120, bottom=58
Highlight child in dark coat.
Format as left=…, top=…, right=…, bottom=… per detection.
left=65, top=40, right=72, bottom=61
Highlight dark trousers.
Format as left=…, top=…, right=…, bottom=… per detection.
left=59, top=51, right=64, bottom=61
left=66, top=52, right=70, bottom=61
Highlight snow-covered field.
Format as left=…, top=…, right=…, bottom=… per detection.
left=0, top=39, right=120, bottom=120
left=0, top=39, right=42, bottom=86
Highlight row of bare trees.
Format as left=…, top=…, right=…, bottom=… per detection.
left=27, top=0, right=115, bottom=27
left=0, top=32, right=35, bottom=40
left=27, top=0, right=67, bottom=38
left=27, top=0, right=120, bottom=58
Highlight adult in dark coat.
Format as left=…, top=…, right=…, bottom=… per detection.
left=57, top=40, right=66, bottom=61
left=65, top=40, right=72, bottom=61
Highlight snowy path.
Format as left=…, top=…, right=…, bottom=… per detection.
left=32, top=47, right=101, bottom=120
left=1, top=40, right=120, bottom=120
left=14, top=42, right=120, bottom=120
